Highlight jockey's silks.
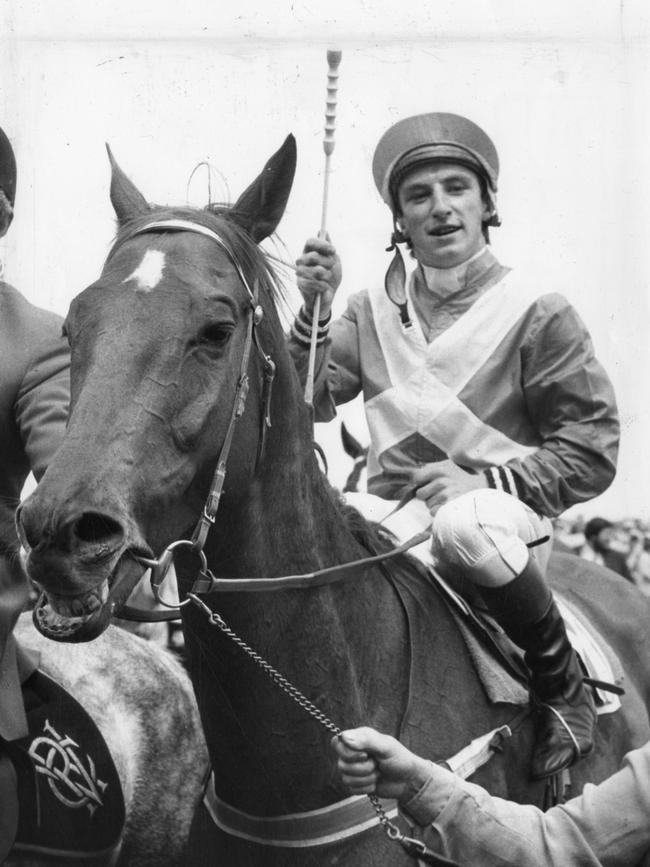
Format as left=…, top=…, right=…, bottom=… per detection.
left=364, top=265, right=543, bottom=491
left=289, top=248, right=619, bottom=518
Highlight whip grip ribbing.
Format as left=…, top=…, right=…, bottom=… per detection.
left=319, top=49, right=341, bottom=237
left=323, top=50, right=342, bottom=158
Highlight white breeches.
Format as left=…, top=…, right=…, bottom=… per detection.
left=431, top=489, right=553, bottom=586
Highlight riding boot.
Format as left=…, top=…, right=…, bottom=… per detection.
left=479, top=559, right=597, bottom=780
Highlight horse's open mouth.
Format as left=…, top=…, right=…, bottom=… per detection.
left=32, top=554, right=147, bottom=643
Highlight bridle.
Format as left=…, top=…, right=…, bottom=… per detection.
left=110, top=217, right=429, bottom=607
left=110, top=218, right=276, bottom=596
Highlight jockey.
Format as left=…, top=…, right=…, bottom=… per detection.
left=0, top=124, right=69, bottom=855
left=288, top=112, right=619, bottom=781
left=331, top=726, right=650, bottom=867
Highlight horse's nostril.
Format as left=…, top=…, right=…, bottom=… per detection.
left=73, top=512, right=124, bottom=545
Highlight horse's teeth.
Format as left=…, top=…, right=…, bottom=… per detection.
left=70, top=598, right=86, bottom=616
left=49, top=586, right=105, bottom=616
left=72, top=593, right=101, bottom=615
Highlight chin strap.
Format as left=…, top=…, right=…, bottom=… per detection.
left=384, top=228, right=412, bottom=328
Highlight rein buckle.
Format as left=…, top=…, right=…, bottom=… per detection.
left=138, top=540, right=209, bottom=608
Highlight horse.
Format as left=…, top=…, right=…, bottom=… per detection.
left=15, top=134, right=650, bottom=866
left=8, top=613, right=207, bottom=867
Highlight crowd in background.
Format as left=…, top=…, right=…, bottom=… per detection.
left=554, top=515, right=650, bottom=592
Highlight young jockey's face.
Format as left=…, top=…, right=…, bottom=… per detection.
left=396, top=163, right=490, bottom=269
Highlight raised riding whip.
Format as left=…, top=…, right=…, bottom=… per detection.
left=304, top=49, right=342, bottom=406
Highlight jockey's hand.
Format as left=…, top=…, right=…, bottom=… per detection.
left=412, top=460, right=488, bottom=516
left=331, top=727, right=432, bottom=803
left=295, top=236, right=342, bottom=318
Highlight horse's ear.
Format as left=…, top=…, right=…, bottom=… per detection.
left=106, top=144, right=150, bottom=225
left=341, top=423, right=365, bottom=459
left=226, top=134, right=296, bottom=243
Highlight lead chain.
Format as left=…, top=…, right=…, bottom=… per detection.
left=187, top=593, right=405, bottom=835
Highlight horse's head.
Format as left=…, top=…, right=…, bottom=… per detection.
left=19, top=135, right=298, bottom=641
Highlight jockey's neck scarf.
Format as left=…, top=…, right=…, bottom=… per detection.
left=420, top=245, right=490, bottom=298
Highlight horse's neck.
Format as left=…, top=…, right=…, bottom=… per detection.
left=185, top=389, right=411, bottom=814
left=212, top=355, right=361, bottom=577
left=217, top=460, right=359, bottom=575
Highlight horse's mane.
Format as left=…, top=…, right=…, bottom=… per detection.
left=334, top=491, right=430, bottom=580
left=108, top=204, right=285, bottom=311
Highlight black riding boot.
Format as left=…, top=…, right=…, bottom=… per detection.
left=480, top=559, right=597, bottom=780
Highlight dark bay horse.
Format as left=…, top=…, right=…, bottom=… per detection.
left=16, top=135, right=650, bottom=866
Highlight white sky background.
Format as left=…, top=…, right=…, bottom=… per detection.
left=1, top=0, right=649, bottom=521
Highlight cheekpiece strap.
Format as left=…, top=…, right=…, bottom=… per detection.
left=383, top=241, right=411, bottom=328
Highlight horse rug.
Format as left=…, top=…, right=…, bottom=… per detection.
left=1, top=668, right=125, bottom=864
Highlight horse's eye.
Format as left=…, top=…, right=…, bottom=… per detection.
left=198, top=323, right=233, bottom=347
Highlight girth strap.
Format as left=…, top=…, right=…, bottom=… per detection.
left=204, top=778, right=399, bottom=849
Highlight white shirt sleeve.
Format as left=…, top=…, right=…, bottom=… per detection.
left=400, top=745, right=650, bottom=867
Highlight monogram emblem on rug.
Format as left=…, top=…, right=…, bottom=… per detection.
left=28, top=719, right=107, bottom=815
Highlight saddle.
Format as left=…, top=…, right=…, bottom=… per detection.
left=345, top=492, right=624, bottom=713
left=0, top=668, right=125, bottom=864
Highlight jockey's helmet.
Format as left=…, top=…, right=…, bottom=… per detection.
left=372, top=112, right=500, bottom=228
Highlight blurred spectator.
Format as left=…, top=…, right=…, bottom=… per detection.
left=553, top=517, right=586, bottom=554
left=580, top=517, right=634, bottom=582
left=626, top=529, right=650, bottom=596
left=553, top=514, right=650, bottom=592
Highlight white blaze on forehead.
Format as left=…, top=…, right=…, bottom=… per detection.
left=122, top=249, right=166, bottom=292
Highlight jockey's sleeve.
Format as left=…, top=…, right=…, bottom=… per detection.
left=14, top=309, right=70, bottom=482
left=287, top=293, right=363, bottom=422
left=401, top=742, right=650, bottom=867
left=499, top=297, right=619, bottom=518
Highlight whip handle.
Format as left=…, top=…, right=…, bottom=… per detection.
left=305, top=50, right=342, bottom=406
